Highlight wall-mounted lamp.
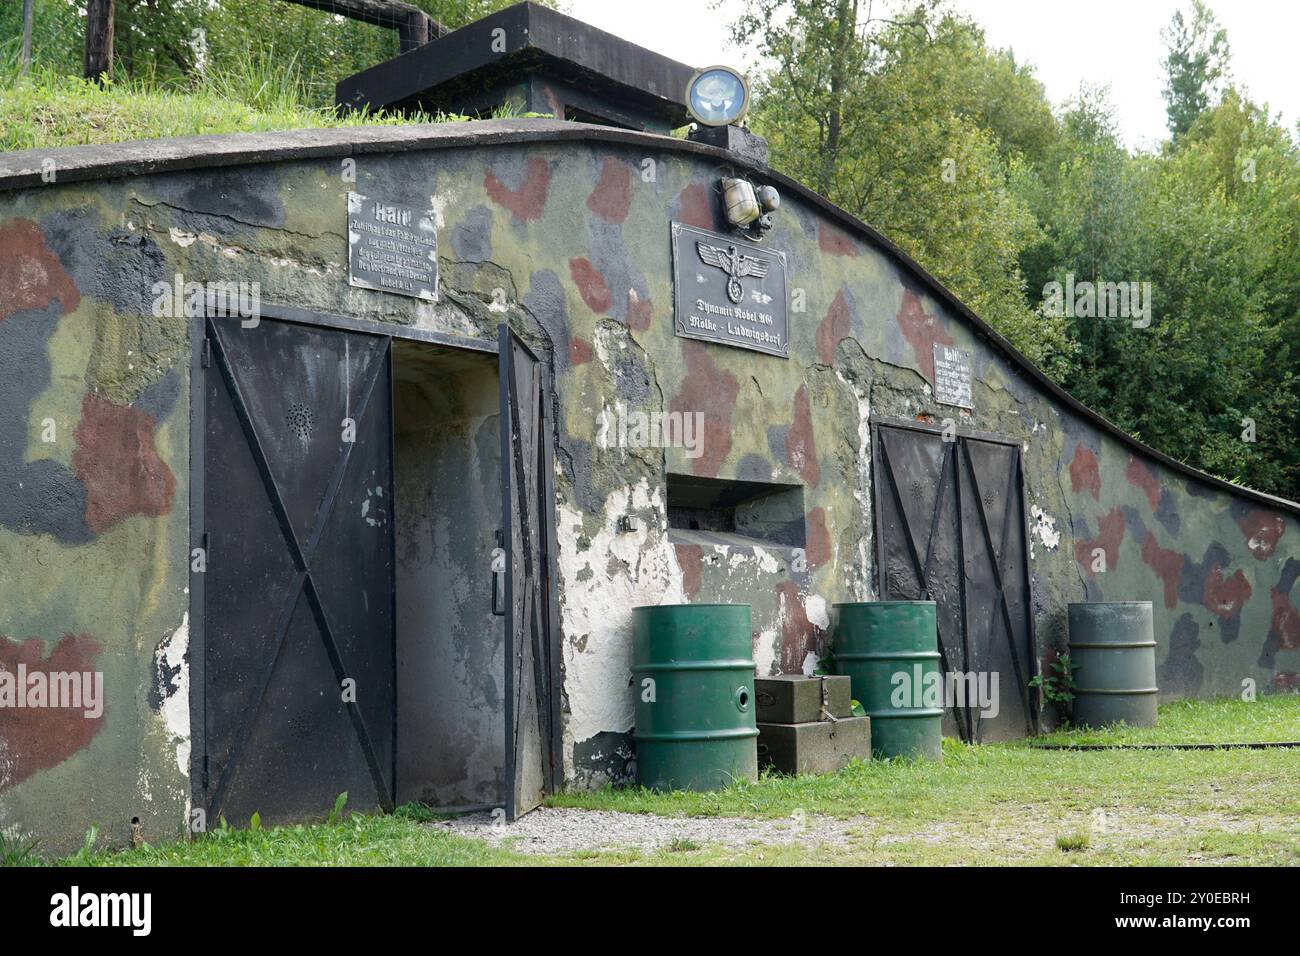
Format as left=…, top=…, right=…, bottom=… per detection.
left=721, top=177, right=780, bottom=240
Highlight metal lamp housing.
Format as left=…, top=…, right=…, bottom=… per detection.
left=686, top=66, right=750, bottom=127
left=722, top=178, right=762, bottom=228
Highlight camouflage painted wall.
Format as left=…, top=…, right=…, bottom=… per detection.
left=1, top=122, right=1296, bottom=847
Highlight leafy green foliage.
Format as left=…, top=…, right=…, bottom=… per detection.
left=328, top=791, right=349, bottom=826
left=0, top=831, right=41, bottom=866
left=738, top=0, right=1299, bottom=500
left=0, top=65, right=454, bottom=151
left=735, top=1, right=1074, bottom=377
left=1161, top=0, right=1230, bottom=140
left=1029, top=654, right=1077, bottom=706
left=3, top=0, right=532, bottom=106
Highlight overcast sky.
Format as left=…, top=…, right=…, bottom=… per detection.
left=565, top=0, right=1299, bottom=150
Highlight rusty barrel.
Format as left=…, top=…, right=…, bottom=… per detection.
left=1067, top=602, right=1158, bottom=729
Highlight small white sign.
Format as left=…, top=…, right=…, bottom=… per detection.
left=933, top=343, right=973, bottom=409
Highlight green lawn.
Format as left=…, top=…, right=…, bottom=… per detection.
left=0, top=62, right=551, bottom=152
left=1030, top=695, right=1300, bottom=746
left=25, top=695, right=1300, bottom=867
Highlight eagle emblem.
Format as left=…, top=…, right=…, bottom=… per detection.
left=696, top=241, right=769, bottom=304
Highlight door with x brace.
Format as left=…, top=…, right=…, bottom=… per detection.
left=872, top=419, right=1038, bottom=742
left=200, top=315, right=396, bottom=825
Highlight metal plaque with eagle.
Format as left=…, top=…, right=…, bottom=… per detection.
left=671, top=222, right=789, bottom=358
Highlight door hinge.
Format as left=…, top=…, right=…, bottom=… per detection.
left=201, top=337, right=211, bottom=368
left=201, top=755, right=210, bottom=790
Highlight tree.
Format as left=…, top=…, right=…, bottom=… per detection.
left=1160, top=0, right=1230, bottom=141
left=734, top=1, right=1074, bottom=376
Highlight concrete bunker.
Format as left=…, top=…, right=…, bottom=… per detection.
left=1, top=4, right=1298, bottom=852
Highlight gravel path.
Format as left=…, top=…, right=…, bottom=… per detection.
left=433, top=804, right=1289, bottom=860
left=435, top=807, right=863, bottom=855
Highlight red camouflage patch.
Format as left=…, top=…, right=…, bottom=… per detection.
left=816, top=287, right=852, bottom=364
left=484, top=158, right=552, bottom=221
left=1069, top=443, right=1100, bottom=500
left=675, top=183, right=714, bottom=230
left=1125, top=457, right=1163, bottom=511
left=817, top=221, right=859, bottom=257
left=0, top=633, right=105, bottom=793
left=72, top=393, right=176, bottom=534
left=1235, top=509, right=1286, bottom=560
left=0, top=218, right=80, bottom=322
left=805, top=507, right=831, bottom=570
left=568, top=257, right=612, bottom=314
left=671, top=340, right=738, bottom=478
left=1270, top=587, right=1300, bottom=651
left=1141, top=532, right=1185, bottom=609
left=777, top=579, right=823, bottom=674
left=896, top=290, right=953, bottom=385
left=586, top=157, right=633, bottom=224
left=1075, top=507, right=1125, bottom=577
left=1203, top=564, right=1252, bottom=619
left=569, top=337, right=593, bottom=365
left=626, top=288, right=652, bottom=331
left=674, top=542, right=704, bottom=599
left=788, top=384, right=820, bottom=488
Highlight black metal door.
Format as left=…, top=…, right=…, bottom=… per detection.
left=201, top=315, right=396, bottom=825
left=872, top=420, right=1037, bottom=741
left=499, top=324, right=561, bottom=820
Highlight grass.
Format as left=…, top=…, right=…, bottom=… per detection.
left=1030, top=695, right=1300, bottom=746
left=65, top=805, right=533, bottom=868
left=0, top=65, right=426, bottom=153
left=0, top=55, right=553, bottom=152
left=1056, top=831, right=1091, bottom=852
left=36, top=694, right=1300, bottom=867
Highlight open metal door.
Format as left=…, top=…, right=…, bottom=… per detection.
left=872, top=419, right=1038, bottom=741
left=498, top=324, right=561, bottom=820
left=200, top=315, right=396, bottom=826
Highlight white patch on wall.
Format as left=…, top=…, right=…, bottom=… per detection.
left=168, top=227, right=197, bottom=247
left=801, top=651, right=820, bottom=676
left=429, top=193, right=450, bottom=231
left=1029, top=504, right=1060, bottom=557
left=835, top=369, right=874, bottom=600
left=154, top=612, right=191, bottom=778
left=750, top=546, right=781, bottom=575
left=753, top=627, right=780, bottom=677
left=805, top=594, right=830, bottom=630
left=556, top=478, right=686, bottom=772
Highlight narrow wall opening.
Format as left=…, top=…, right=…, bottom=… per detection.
left=666, top=473, right=806, bottom=549
left=391, top=340, right=503, bottom=811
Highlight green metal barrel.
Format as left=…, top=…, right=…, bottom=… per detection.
left=833, top=601, right=943, bottom=761
left=632, top=604, right=758, bottom=791
left=1068, top=602, right=1158, bottom=729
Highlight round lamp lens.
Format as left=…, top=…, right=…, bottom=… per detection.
left=687, top=67, right=749, bottom=126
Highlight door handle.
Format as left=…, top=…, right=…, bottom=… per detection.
left=491, top=544, right=506, bottom=616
